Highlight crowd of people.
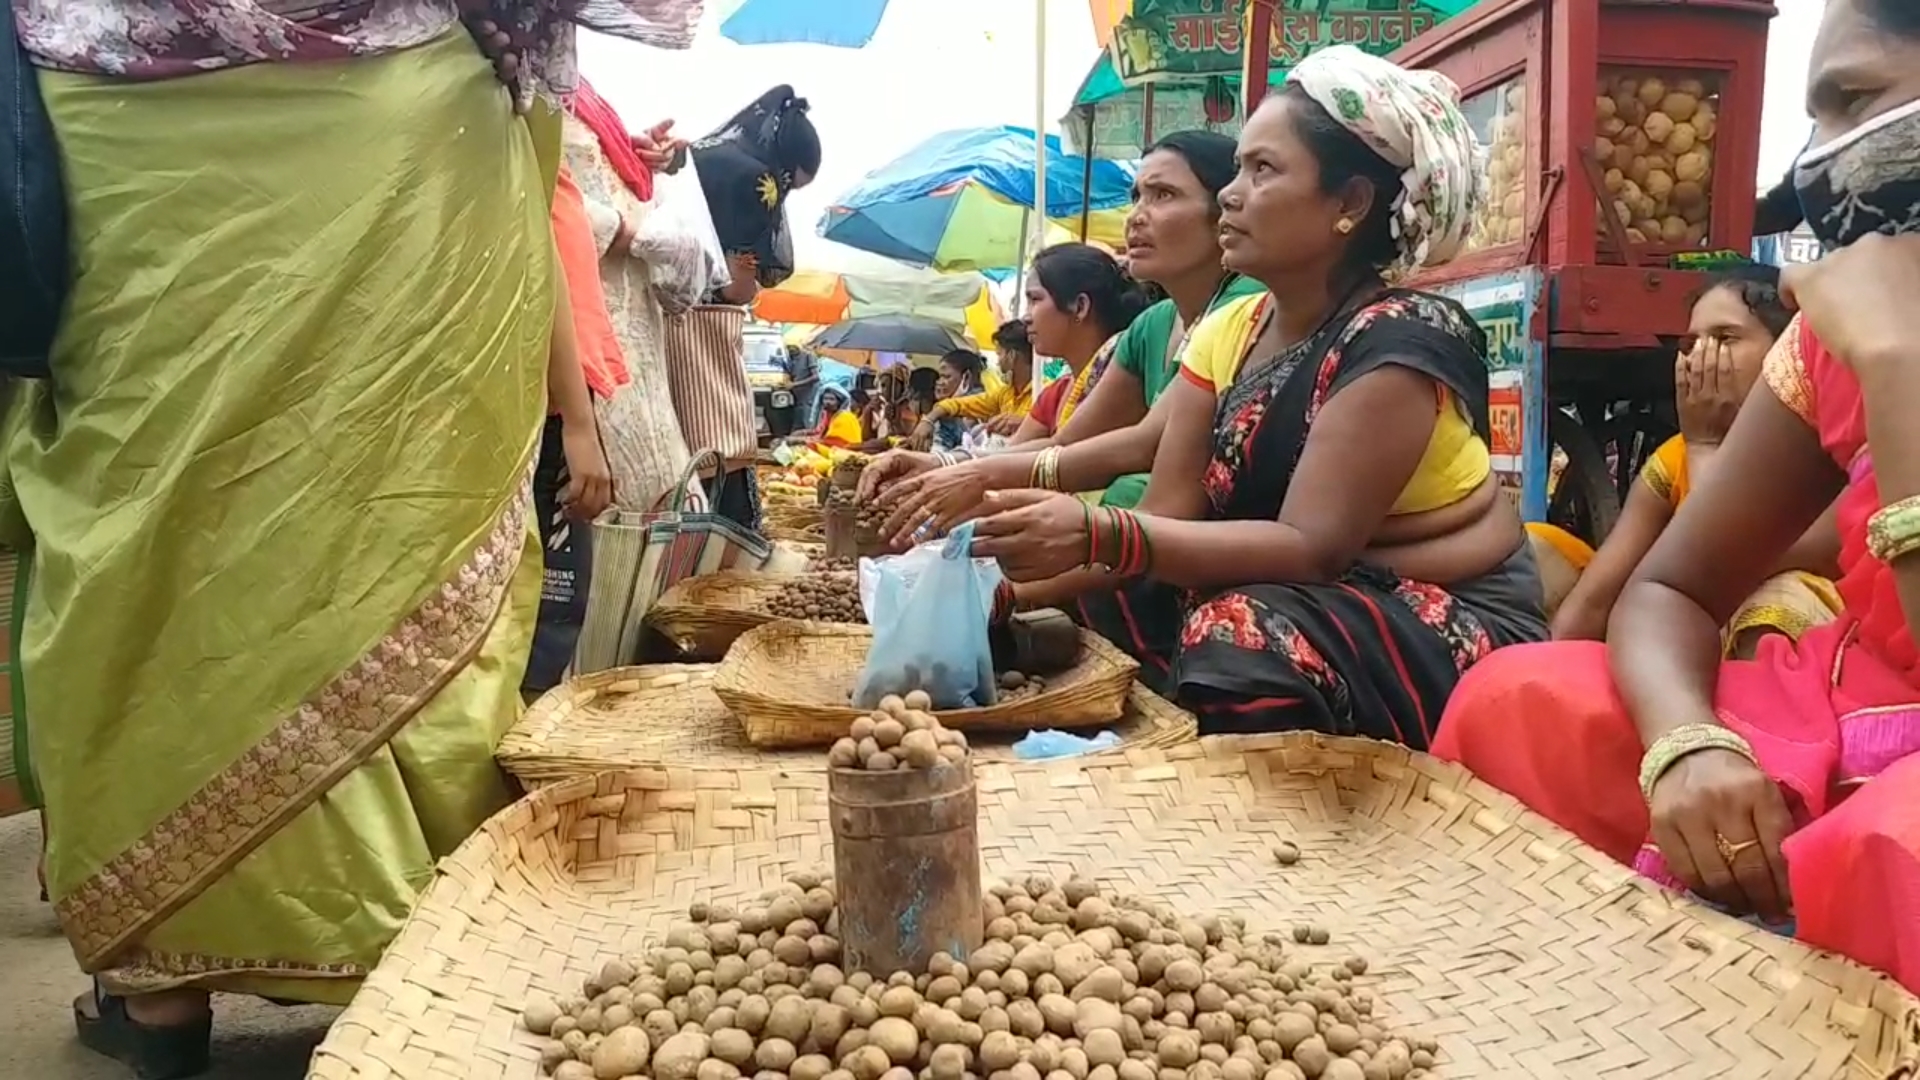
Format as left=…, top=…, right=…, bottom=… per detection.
left=3, top=0, right=1919, bottom=1074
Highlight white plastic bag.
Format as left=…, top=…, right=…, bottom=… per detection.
left=854, top=524, right=1004, bottom=710
left=632, top=160, right=731, bottom=316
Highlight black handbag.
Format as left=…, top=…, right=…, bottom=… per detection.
left=1, top=9, right=68, bottom=378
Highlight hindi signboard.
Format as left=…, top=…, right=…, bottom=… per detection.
left=1108, top=0, right=1443, bottom=84
left=1433, top=268, right=1547, bottom=520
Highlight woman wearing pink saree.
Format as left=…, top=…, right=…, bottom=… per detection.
left=1434, top=0, right=1920, bottom=991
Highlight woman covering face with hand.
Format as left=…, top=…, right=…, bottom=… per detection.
left=1437, top=0, right=1920, bottom=992
left=1533, top=267, right=1842, bottom=651
left=966, top=47, right=1545, bottom=744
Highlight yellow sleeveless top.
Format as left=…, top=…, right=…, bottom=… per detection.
left=1178, top=294, right=1489, bottom=515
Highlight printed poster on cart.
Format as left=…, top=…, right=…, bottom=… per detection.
left=1433, top=268, right=1546, bottom=522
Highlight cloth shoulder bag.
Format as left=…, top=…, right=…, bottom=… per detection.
left=2, top=11, right=67, bottom=377
left=576, top=449, right=805, bottom=672
left=662, top=305, right=759, bottom=474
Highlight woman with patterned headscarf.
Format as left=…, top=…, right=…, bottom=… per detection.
left=960, top=45, right=1547, bottom=744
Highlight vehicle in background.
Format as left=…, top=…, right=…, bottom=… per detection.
left=743, top=324, right=796, bottom=444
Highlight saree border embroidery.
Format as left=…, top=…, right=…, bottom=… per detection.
left=54, top=473, right=533, bottom=970
left=101, top=950, right=368, bottom=996
left=1762, top=316, right=1816, bottom=425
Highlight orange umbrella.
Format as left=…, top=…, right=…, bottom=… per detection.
left=751, top=270, right=852, bottom=325
left=1088, top=0, right=1131, bottom=46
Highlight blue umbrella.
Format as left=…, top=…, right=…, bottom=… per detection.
left=819, top=126, right=1138, bottom=272
left=717, top=0, right=893, bottom=47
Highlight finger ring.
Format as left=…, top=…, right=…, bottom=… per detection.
left=1715, top=834, right=1760, bottom=863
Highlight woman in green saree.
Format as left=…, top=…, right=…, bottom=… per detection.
left=8, top=2, right=694, bottom=1075
left=858, top=130, right=1262, bottom=517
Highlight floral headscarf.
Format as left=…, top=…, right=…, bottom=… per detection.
left=1286, top=45, right=1485, bottom=279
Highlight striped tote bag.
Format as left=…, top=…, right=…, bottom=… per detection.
left=661, top=305, right=759, bottom=472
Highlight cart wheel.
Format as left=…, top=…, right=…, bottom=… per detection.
left=1546, top=408, right=1621, bottom=546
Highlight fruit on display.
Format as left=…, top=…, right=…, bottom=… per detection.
left=1594, top=71, right=1717, bottom=247
left=522, top=867, right=1440, bottom=1080
left=829, top=691, right=971, bottom=772
left=1465, top=80, right=1528, bottom=252
left=769, top=573, right=866, bottom=625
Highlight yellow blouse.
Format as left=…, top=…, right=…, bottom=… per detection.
left=1177, top=294, right=1489, bottom=515
left=1639, top=434, right=1691, bottom=509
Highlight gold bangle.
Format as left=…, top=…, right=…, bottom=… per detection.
left=1867, top=494, right=1920, bottom=564
left=1637, top=722, right=1757, bottom=804
left=1030, top=446, right=1062, bottom=492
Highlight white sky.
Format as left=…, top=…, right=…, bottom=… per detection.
left=581, top=0, right=1823, bottom=270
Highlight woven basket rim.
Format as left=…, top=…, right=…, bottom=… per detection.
left=710, top=620, right=1140, bottom=724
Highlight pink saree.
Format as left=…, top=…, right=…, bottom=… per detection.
left=1434, top=314, right=1920, bottom=991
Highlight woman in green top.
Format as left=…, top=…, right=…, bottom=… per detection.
left=861, top=130, right=1259, bottom=518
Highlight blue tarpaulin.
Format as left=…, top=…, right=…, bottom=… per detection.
left=717, top=0, right=892, bottom=48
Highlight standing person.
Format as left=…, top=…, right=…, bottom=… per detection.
left=961, top=47, right=1546, bottom=741
left=562, top=81, right=699, bottom=512
left=677, top=85, right=821, bottom=532
left=1434, top=0, right=1920, bottom=993
left=5, top=1, right=697, bottom=1075
left=785, top=345, right=821, bottom=434
left=858, top=130, right=1263, bottom=516
left=910, top=323, right=1034, bottom=446
left=526, top=162, right=623, bottom=697
left=1538, top=267, right=1842, bottom=651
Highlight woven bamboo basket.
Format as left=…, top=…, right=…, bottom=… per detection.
left=497, top=665, right=1197, bottom=786
left=764, top=520, right=827, bottom=545
left=712, top=621, right=1140, bottom=747
left=309, top=734, right=1920, bottom=1080
left=645, top=571, right=854, bottom=660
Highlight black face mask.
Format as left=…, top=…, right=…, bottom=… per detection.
left=1793, top=97, right=1920, bottom=250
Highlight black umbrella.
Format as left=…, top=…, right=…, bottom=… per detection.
left=809, top=314, right=973, bottom=361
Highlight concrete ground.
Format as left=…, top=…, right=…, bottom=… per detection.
left=0, top=813, right=336, bottom=1079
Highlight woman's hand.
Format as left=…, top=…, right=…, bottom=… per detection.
left=459, top=11, right=523, bottom=98
left=1676, top=337, right=1742, bottom=445
left=905, top=420, right=937, bottom=452
left=880, top=460, right=996, bottom=546
left=857, top=449, right=941, bottom=502
left=634, top=120, right=687, bottom=172
left=985, top=413, right=1025, bottom=437
left=560, top=419, right=615, bottom=522
left=1782, top=233, right=1920, bottom=373
left=1647, top=746, right=1796, bottom=921
left=970, top=491, right=1092, bottom=582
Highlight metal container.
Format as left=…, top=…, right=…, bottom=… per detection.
left=828, top=757, right=983, bottom=974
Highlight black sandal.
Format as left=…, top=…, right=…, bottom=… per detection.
left=73, top=981, right=212, bottom=1080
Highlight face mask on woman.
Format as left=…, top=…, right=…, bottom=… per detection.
left=1794, top=96, right=1920, bottom=250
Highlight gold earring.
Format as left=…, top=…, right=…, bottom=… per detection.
left=1335, top=218, right=1355, bottom=235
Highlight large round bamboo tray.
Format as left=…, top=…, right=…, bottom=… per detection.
left=712, top=620, right=1140, bottom=747
left=310, top=735, right=1920, bottom=1080
left=646, top=570, right=858, bottom=660
left=497, top=665, right=1197, bottom=786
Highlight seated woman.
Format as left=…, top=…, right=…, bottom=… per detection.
left=994, top=244, right=1152, bottom=447
left=961, top=47, right=1547, bottom=745
left=1536, top=267, right=1843, bottom=655
left=862, top=130, right=1262, bottom=511
left=912, top=327, right=1035, bottom=445
left=810, top=386, right=865, bottom=448
left=1435, top=0, right=1920, bottom=990
left=921, top=349, right=986, bottom=451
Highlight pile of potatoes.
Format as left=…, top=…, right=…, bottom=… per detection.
left=770, top=574, right=866, bottom=624
left=995, top=671, right=1049, bottom=703
left=522, top=871, right=1438, bottom=1080
left=1465, top=81, right=1528, bottom=252
left=830, top=692, right=972, bottom=772
left=1595, top=71, right=1717, bottom=248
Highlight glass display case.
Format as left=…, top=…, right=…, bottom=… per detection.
left=1594, top=67, right=1722, bottom=252
left=1461, top=77, right=1530, bottom=255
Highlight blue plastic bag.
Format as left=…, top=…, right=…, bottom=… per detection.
left=855, top=522, right=1002, bottom=710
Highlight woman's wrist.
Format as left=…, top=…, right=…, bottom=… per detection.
left=1638, top=722, right=1755, bottom=803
